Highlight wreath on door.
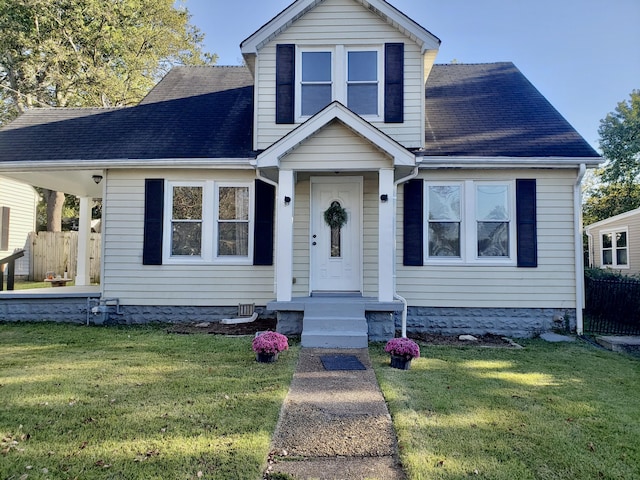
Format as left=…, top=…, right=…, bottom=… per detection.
left=324, top=201, right=348, bottom=229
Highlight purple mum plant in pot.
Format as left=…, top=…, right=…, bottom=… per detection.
left=385, top=337, right=420, bottom=370
left=252, top=331, right=289, bottom=363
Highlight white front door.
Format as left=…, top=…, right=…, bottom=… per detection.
left=310, top=177, right=362, bottom=293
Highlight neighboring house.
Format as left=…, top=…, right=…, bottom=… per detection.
left=585, top=207, right=640, bottom=276
left=0, top=176, right=38, bottom=277
left=0, top=0, right=601, bottom=341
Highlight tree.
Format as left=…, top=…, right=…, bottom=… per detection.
left=583, top=182, right=640, bottom=227
left=0, top=0, right=216, bottom=230
left=598, top=90, right=640, bottom=184
left=582, top=90, right=640, bottom=228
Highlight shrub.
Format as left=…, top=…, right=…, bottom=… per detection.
left=384, top=337, right=420, bottom=359
left=252, top=331, right=289, bottom=354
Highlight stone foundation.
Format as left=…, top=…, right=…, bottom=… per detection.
left=0, top=297, right=574, bottom=339
left=0, top=297, right=94, bottom=324
left=400, top=306, right=575, bottom=338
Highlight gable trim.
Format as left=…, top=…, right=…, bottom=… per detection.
left=256, top=101, right=415, bottom=168
left=584, top=207, right=640, bottom=231
left=240, top=0, right=440, bottom=56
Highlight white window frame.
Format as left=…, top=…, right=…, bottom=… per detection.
left=424, top=180, right=516, bottom=266
left=345, top=46, right=383, bottom=119
left=424, top=181, right=465, bottom=263
left=295, top=45, right=383, bottom=122
left=296, top=47, right=334, bottom=121
left=214, top=182, right=254, bottom=262
left=163, top=180, right=254, bottom=265
left=599, top=227, right=629, bottom=269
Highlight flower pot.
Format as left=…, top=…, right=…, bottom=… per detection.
left=390, top=354, right=412, bottom=370
left=256, top=352, right=279, bottom=363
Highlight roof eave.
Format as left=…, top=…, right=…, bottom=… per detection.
left=416, top=155, right=603, bottom=169
left=0, top=158, right=257, bottom=171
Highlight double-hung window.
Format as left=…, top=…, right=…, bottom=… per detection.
left=476, top=184, right=510, bottom=257
left=346, top=49, right=379, bottom=116
left=427, top=184, right=462, bottom=257
left=297, top=46, right=382, bottom=119
left=425, top=181, right=515, bottom=263
left=601, top=229, right=628, bottom=268
left=217, top=185, right=250, bottom=257
left=301, top=51, right=333, bottom=117
left=170, top=185, right=203, bottom=257
left=165, top=181, right=253, bottom=263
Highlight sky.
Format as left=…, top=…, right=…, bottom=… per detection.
left=180, top=0, right=640, bottom=151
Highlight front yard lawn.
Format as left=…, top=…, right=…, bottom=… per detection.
left=372, top=338, right=640, bottom=479
left=0, top=323, right=298, bottom=480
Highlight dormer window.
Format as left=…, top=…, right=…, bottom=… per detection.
left=276, top=43, right=403, bottom=125
left=301, top=51, right=333, bottom=116
left=347, top=50, right=379, bottom=116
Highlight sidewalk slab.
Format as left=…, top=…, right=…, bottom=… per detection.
left=268, top=348, right=405, bottom=479
left=595, top=336, right=640, bottom=355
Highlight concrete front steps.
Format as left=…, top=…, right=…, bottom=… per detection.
left=301, top=301, right=368, bottom=348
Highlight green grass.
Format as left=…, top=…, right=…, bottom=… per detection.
left=372, top=339, right=640, bottom=480
left=11, top=281, right=56, bottom=289
left=0, top=323, right=298, bottom=480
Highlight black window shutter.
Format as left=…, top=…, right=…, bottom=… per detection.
left=385, top=43, right=404, bottom=123
left=143, top=179, right=164, bottom=265
left=253, top=179, right=275, bottom=265
left=0, top=207, right=9, bottom=251
left=403, top=179, right=423, bottom=266
left=516, top=179, right=537, bottom=267
left=276, top=44, right=295, bottom=124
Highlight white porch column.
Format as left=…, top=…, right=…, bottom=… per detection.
left=276, top=170, right=295, bottom=302
left=378, top=168, right=395, bottom=302
left=75, top=196, right=92, bottom=286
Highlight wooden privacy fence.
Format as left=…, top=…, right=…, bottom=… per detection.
left=28, top=231, right=101, bottom=283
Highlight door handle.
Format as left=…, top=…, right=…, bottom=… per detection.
left=312, top=242, right=317, bottom=246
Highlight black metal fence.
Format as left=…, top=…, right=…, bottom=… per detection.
left=584, top=276, right=640, bottom=335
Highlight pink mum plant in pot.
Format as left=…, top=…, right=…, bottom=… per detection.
left=385, top=337, right=420, bottom=370
left=252, top=331, right=289, bottom=363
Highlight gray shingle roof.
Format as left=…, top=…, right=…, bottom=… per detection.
left=0, top=66, right=254, bottom=161
left=423, top=62, right=599, bottom=157
left=0, top=63, right=599, bottom=163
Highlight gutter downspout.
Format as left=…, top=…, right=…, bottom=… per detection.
left=574, top=164, right=587, bottom=335
left=393, top=166, right=420, bottom=338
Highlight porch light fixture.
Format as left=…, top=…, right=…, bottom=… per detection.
left=380, top=194, right=388, bottom=202
left=284, top=196, right=291, bottom=205
left=92, top=175, right=103, bottom=184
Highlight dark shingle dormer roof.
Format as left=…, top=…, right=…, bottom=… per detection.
left=0, top=66, right=254, bottom=161
left=423, top=62, right=600, bottom=158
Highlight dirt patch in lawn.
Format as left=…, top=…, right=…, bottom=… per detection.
left=167, top=318, right=277, bottom=336
left=167, top=322, right=520, bottom=347
left=406, top=332, right=521, bottom=348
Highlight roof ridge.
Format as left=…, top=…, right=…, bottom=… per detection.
left=434, top=61, right=514, bottom=66
left=172, top=65, right=248, bottom=69
left=21, top=106, right=126, bottom=112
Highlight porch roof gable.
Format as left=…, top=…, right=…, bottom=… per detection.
left=255, top=101, right=416, bottom=169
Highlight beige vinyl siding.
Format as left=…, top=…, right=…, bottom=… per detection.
left=255, top=0, right=424, bottom=150
left=280, top=121, right=392, bottom=170
left=102, top=169, right=275, bottom=306
left=396, top=169, right=579, bottom=308
left=0, top=177, right=38, bottom=275
left=587, top=210, right=640, bottom=275
left=292, top=179, right=311, bottom=296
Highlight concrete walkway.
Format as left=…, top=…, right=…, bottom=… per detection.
left=267, top=348, right=405, bottom=480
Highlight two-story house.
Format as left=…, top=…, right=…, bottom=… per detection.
left=0, top=0, right=601, bottom=343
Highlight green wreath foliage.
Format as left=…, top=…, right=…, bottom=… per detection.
left=324, top=201, right=348, bottom=229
